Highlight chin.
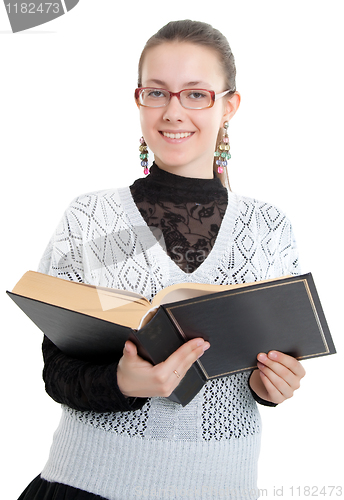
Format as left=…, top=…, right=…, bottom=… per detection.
left=155, top=153, right=193, bottom=170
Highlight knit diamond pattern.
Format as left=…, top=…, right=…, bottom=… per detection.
left=202, top=373, right=260, bottom=441
left=64, top=401, right=152, bottom=438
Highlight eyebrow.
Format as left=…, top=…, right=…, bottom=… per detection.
left=145, top=79, right=212, bottom=88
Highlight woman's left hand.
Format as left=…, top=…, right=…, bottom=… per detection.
left=249, top=351, right=306, bottom=404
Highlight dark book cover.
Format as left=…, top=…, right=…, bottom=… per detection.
left=164, top=274, right=335, bottom=385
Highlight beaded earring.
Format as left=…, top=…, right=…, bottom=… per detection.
left=214, top=122, right=231, bottom=173
left=139, top=137, right=149, bottom=175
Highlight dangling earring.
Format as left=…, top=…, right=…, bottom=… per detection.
left=139, top=137, right=149, bottom=175
left=214, top=122, right=231, bottom=173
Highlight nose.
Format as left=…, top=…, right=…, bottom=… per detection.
left=162, top=95, right=185, bottom=122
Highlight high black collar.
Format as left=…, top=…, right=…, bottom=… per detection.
left=142, top=162, right=227, bottom=195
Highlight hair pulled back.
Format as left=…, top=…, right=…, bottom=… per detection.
left=138, top=20, right=236, bottom=92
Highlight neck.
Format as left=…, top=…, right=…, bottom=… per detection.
left=153, top=156, right=214, bottom=180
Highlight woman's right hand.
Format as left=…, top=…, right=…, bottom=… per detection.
left=117, top=339, right=210, bottom=398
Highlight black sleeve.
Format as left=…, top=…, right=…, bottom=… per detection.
left=42, top=335, right=148, bottom=413
left=248, top=370, right=278, bottom=407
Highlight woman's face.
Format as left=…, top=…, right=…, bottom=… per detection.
left=139, top=42, right=238, bottom=179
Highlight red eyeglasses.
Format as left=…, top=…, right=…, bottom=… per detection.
left=135, top=88, right=234, bottom=110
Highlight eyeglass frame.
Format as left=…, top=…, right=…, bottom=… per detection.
left=134, top=87, right=235, bottom=110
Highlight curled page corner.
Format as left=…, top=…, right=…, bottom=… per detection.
left=138, top=306, right=159, bottom=330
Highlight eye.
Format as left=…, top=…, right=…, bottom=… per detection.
left=146, top=89, right=166, bottom=98
left=186, top=91, right=208, bottom=100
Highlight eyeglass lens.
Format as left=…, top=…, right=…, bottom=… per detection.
left=139, top=89, right=212, bottom=109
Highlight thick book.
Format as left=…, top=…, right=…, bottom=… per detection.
left=7, top=271, right=336, bottom=406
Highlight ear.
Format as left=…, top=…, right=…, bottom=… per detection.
left=223, top=92, right=241, bottom=123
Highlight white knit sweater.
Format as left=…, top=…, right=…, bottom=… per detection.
left=38, top=186, right=300, bottom=500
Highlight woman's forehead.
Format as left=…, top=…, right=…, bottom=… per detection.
left=141, top=42, right=225, bottom=90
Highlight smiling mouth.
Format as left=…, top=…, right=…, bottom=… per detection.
left=160, top=131, right=193, bottom=139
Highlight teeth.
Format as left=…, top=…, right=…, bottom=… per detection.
left=162, top=132, right=192, bottom=139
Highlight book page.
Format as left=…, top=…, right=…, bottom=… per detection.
left=152, top=275, right=292, bottom=307
left=95, top=287, right=149, bottom=310
left=12, top=271, right=151, bottom=329
left=158, top=287, right=217, bottom=305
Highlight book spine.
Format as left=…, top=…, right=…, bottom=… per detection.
left=168, top=361, right=206, bottom=406
left=303, top=274, right=336, bottom=355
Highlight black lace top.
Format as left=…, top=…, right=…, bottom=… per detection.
left=42, top=164, right=270, bottom=414
left=130, top=163, right=228, bottom=273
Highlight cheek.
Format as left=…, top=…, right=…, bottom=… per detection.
left=139, top=111, right=150, bottom=136
left=139, top=110, right=161, bottom=143
left=198, top=114, right=222, bottom=146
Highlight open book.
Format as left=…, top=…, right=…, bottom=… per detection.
left=7, top=271, right=336, bottom=405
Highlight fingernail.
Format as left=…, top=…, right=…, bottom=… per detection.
left=268, top=351, right=278, bottom=360
left=197, top=340, right=205, bottom=347
left=198, top=343, right=210, bottom=358
left=258, top=353, right=267, bottom=362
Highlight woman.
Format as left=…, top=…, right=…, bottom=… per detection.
left=18, top=20, right=305, bottom=500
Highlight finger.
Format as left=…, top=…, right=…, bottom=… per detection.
left=257, top=354, right=296, bottom=388
left=120, top=340, right=154, bottom=371
left=258, top=371, right=286, bottom=404
left=139, top=339, right=210, bottom=398
left=257, top=352, right=305, bottom=387
left=257, top=361, right=295, bottom=399
left=162, top=338, right=210, bottom=379
left=267, top=351, right=306, bottom=378
left=123, top=340, right=138, bottom=356
left=167, top=338, right=210, bottom=375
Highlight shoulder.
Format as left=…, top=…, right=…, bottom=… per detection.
left=230, top=191, right=293, bottom=231
left=232, top=191, right=286, bottom=215
left=59, top=187, right=133, bottom=233
left=62, top=187, right=133, bottom=220
left=67, top=187, right=126, bottom=211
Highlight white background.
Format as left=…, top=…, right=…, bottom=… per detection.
left=1, top=1, right=343, bottom=498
